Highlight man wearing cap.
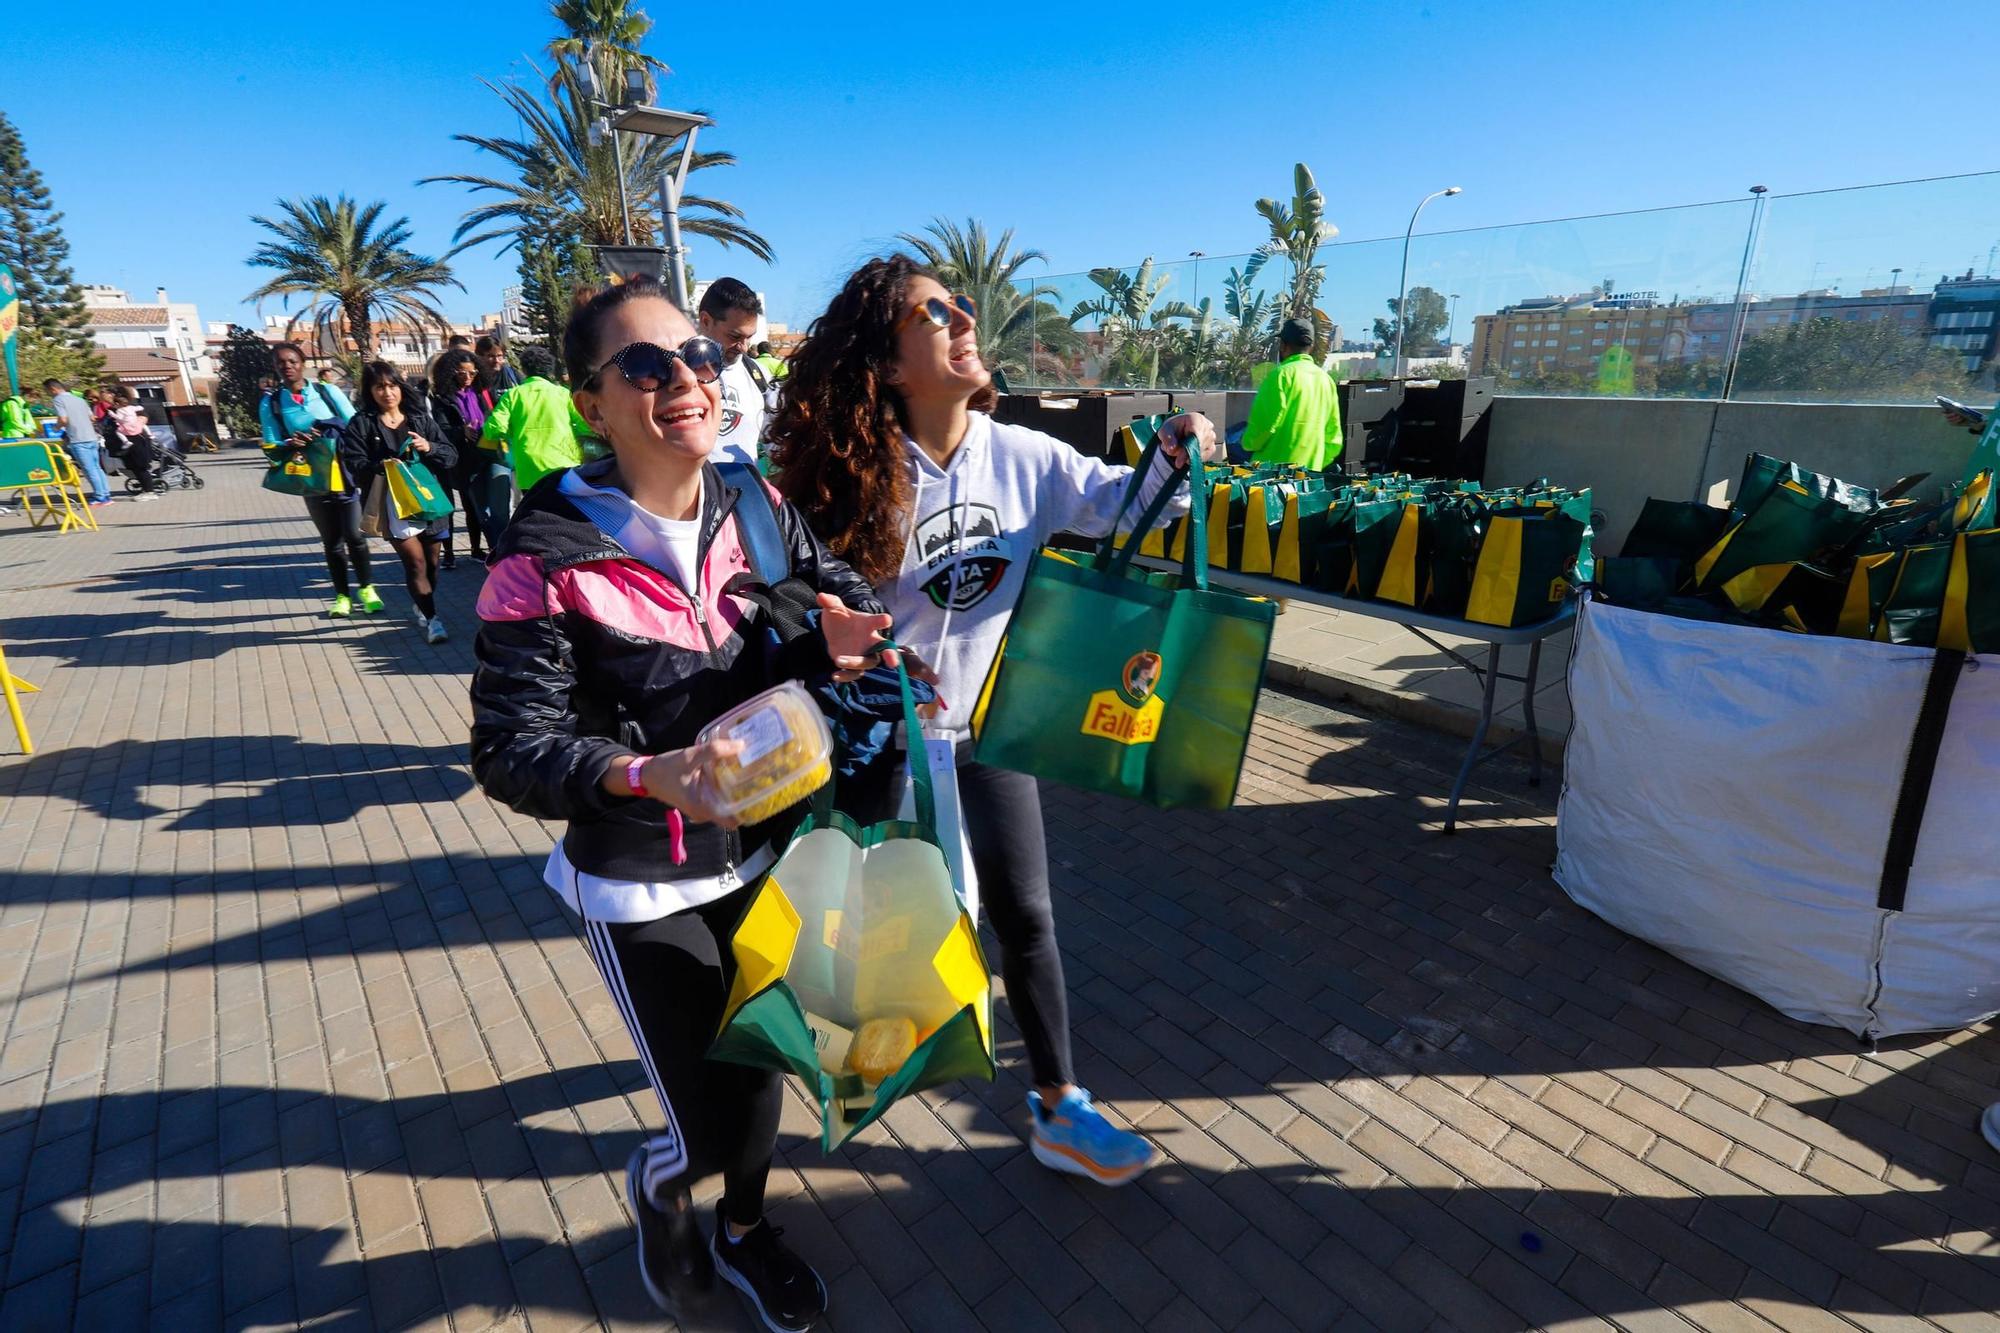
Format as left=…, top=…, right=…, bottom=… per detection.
left=1239, top=317, right=1342, bottom=471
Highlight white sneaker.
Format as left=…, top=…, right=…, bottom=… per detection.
left=426, top=617, right=450, bottom=645
left=132, top=491, right=160, bottom=503
left=414, top=608, right=431, bottom=628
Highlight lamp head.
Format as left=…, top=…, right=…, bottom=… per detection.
left=1444, top=186, right=1463, bottom=197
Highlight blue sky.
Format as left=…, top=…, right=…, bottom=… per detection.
left=9, top=0, right=1997, bottom=343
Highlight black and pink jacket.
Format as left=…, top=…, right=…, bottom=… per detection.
left=469, top=457, right=884, bottom=883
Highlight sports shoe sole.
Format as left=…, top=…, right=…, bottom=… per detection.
left=712, top=1232, right=828, bottom=1333
left=1031, top=1133, right=1153, bottom=1186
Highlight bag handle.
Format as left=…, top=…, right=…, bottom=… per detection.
left=883, top=644, right=938, bottom=841
left=1096, top=427, right=1211, bottom=592
left=1092, top=418, right=1166, bottom=571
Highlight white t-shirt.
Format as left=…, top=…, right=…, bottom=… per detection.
left=714, top=358, right=765, bottom=467
left=619, top=500, right=703, bottom=591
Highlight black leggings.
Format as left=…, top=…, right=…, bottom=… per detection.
left=844, top=757, right=1074, bottom=1089
left=304, top=492, right=371, bottom=596
left=579, top=885, right=781, bottom=1225
left=390, top=534, right=439, bottom=618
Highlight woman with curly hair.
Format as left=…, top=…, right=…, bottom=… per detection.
left=769, top=254, right=1220, bottom=1189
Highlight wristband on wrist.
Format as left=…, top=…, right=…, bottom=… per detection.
left=624, top=756, right=649, bottom=797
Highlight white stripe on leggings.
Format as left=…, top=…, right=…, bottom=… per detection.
left=583, top=918, right=690, bottom=1187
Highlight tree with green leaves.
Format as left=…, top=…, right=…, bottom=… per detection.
left=246, top=195, right=461, bottom=356
left=1730, top=316, right=1971, bottom=401
left=0, top=111, right=101, bottom=390
left=1255, top=162, right=1337, bottom=350
left=1068, top=259, right=1201, bottom=388
left=550, top=0, right=669, bottom=98
left=213, top=325, right=274, bottom=437
left=517, top=233, right=599, bottom=381
left=898, top=218, right=1077, bottom=385
left=427, top=58, right=769, bottom=270
left=1373, top=286, right=1449, bottom=355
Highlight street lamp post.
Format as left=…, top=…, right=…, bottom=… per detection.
left=147, top=350, right=199, bottom=407
left=1394, top=187, right=1462, bottom=377
left=1447, top=292, right=1462, bottom=348
left=1188, top=250, right=1205, bottom=312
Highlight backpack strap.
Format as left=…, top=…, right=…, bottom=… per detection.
left=714, top=460, right=790, bottom=586
left=740, top=357, right=769, bottom=392
left=314, top=382, right=341, bottom=417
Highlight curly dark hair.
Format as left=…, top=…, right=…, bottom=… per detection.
left=769, top=255, right=995, bottom=585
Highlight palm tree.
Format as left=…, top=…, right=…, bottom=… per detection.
left=244, top=195, right=461, bottom=356
left=1069, top=259, right=1201, bottom=388
left=550, top=0, right=669, bottom=80
left=424, top=59, right=771, bottom=263
left=896, top=217, right=1075, bottom=384
left=1255, top=162, right=1337, bottom=349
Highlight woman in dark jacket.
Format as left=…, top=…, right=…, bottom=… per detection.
left=430, top=348, right=499, bottom=565
left=468, top=276, right=893, bottom=1332
left=338, top=361, right=458, bottom=643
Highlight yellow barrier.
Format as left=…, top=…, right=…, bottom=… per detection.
left=0, top=643, right=36, bottom=755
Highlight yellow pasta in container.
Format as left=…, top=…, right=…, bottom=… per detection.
left=697, top=682, right=834, bottom=825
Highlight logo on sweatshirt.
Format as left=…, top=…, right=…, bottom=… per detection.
left=915, top=503, right=1015, bottom=611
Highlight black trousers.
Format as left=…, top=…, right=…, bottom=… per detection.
left=303, top=492, right=372, bottom=596
left=844, top=756, right=1074, bottom=1089
left=579, top=885, right=782, bottom=1225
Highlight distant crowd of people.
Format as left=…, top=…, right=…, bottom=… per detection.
left=255, top=277, right=786, bottom=644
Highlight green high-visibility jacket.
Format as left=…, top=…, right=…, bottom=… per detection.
left=481, top=376, right=593, bottom=494
left=0, top=395, right=34, bottom=440
left=1240, top=353, right=1342, bottom=472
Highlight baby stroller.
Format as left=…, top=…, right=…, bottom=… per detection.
left=122, top=429, right=205, bottom=493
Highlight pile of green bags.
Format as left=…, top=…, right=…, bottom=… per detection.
left=1109, top=422, right=1594, bottom=627
left=1596, top=452, right=2000, bottom=652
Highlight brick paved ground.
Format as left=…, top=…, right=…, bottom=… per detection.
left=1, top=452, right=1997, bottom=1332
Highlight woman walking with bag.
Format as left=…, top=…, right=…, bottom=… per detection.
left=470, top=275, right=895, bottom=1332
left=431, top=348, right=503, bottom=563
left=260, top=342, right=382, bottom=617
left=338, top=361, right=456, bottom=644
left=770, top=254, right=1220, bottom=1193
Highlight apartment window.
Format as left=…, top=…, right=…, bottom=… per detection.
left=1902, top=308, right=1921, bottom=319
left=1646, top=336, right=1662, bottom=345
left=1511, top=337, right=1526, bottom=347
left=1591, top=338, right=1606, bottom=347
left=1593, top=320, right=1609, bottom=329
left=1650, top=319, right=1664, bottom=328
left=1938, top=310, right=1996, bottom=328
left=153, top=335, right=168, bottom=348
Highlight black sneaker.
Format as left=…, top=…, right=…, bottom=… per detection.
left=710, top=1206, right=828, bottom=1333
left=625, top=1146, right=712, bottom=1314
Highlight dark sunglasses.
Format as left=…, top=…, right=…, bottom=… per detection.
left=895, top=292, right=978, bottom=332
left=585, top=337, right=725, bottom=391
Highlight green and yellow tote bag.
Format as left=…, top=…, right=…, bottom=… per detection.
left=710, top=664, right=993, bottom=1151
left=974, top=435, right=1276, bottom=809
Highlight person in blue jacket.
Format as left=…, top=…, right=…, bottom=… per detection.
left=260, top=341, right=381, bottom=617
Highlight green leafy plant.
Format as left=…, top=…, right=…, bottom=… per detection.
left=245, top=195, right=461, bottom=356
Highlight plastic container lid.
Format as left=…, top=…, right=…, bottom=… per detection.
left=696, top=681, right=833, bottom=824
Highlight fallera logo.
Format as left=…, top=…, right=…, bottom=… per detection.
left=1080, top=650, right=1165, bottom=746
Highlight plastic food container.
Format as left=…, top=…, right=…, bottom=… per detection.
left=697, top=681, right=833, bottom=825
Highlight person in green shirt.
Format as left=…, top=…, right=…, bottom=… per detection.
left=1239, top=317, right=1342, bottom=471
left=479, top=347, right=594, bottom=498
left=0, top=392, right=35, bottom=440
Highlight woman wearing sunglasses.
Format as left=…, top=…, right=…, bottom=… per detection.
left=470, top=275, right=893, bottom=1332
left=770, top=255, right=1220, bottom=1192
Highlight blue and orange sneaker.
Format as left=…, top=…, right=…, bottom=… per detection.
left=1028, top=1088, right=1156, bottom=1186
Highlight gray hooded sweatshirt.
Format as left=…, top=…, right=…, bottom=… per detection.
left=878, top=412, right=1188, bottom=745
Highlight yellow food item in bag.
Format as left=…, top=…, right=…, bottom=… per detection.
left=847, top=1016, right=917, bottom=1084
